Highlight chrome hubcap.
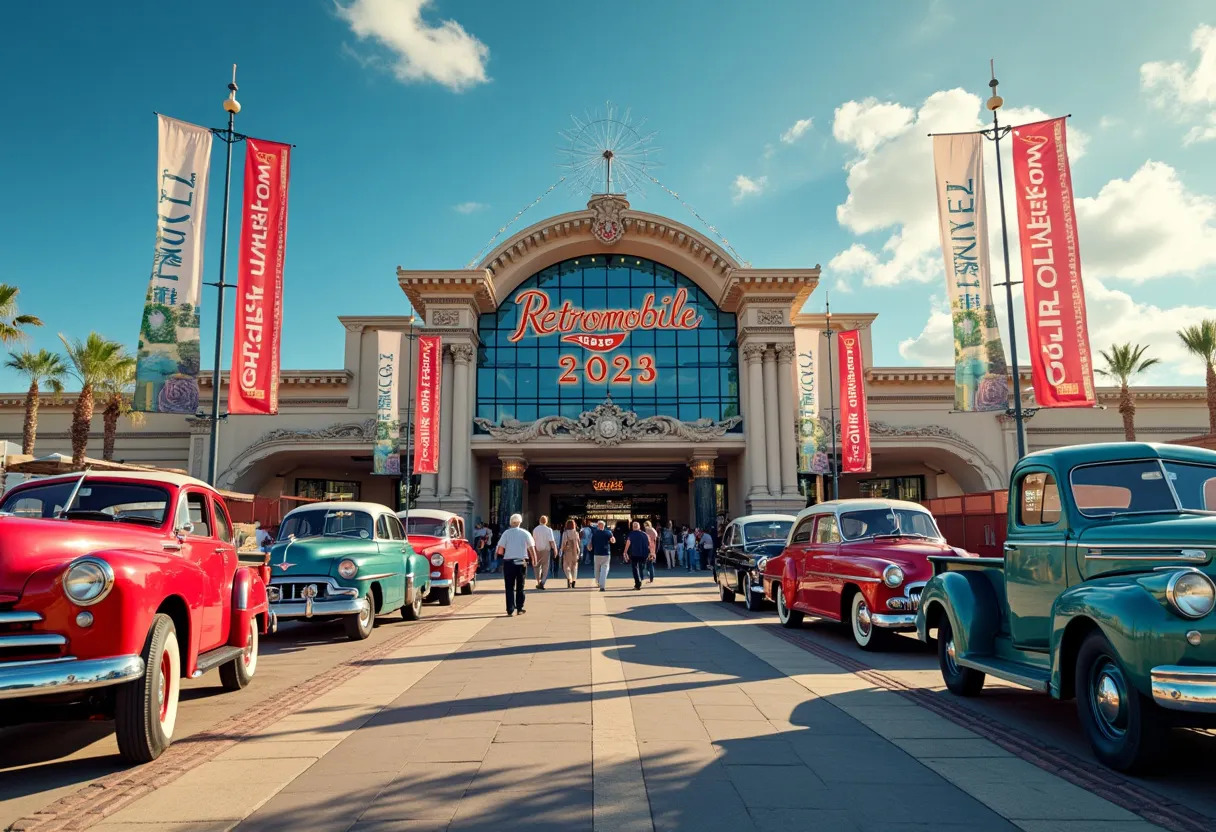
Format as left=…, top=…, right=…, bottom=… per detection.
left=1091, top=659, right=1128, bottom=740
left=855, top=599, right=872, bottom=638
left=944, top=638, right=961, bottom=676
left=778, top=588, right=787, bottom=618
left=359, top=599, right=372, bottom=628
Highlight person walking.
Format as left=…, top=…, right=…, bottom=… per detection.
left=661, top=521, right=677, bottom=570
left=686, top=527, right=700, bottom=571
left=560, top=518, right=582, bottom=588
left=699, top=527, right=715, bottom=570
left=532, top=515, right=556, bottom=590
left=590, top=520, right=615, bottom=592
left=676, top=525, right=687, bottom=569
left=472, top=522, right=490, bottom=571
left=624, top=521, right=653, bottom=590
left=642, top=520, right=659, bottom=583
left=496, top=514, right=537, bottom=616
left=580, top=519, right=593, bottom=566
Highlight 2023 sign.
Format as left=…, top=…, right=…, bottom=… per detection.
left=557, top=353, right=657, bottom=385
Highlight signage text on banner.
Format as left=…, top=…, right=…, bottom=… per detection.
left=1011, top=117, right=1095, bottom=408
left=837, top=329, right=871, bottom=474
left=793, top=326, right=830, bottom=474
left=413, top=335, right=442, bottom=475
left=135, top=115, right=212, bottom=414
left=373, top=330, right=402, bottom=475
left=931, top=133, right=1009, bottom=412
left=229, top=139, right=291, bottom=415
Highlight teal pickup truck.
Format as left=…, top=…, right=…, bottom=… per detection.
left=917, top=443, right=1216, bottom=772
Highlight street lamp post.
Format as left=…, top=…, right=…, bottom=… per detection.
left=400, top=316, right=417, bottom=528
left=824, top=295, right=839, bottom=501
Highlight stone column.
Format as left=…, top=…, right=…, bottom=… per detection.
left=689, top=455, right=718, bottom=538
left=498, top=454, right=527, bottom=532
left=342, top=324, right=363, bottom=410
left=742, top=344, right=768, bottom=498
left=776, top=344, right=799, bottom=496
left=450, top=344, right=474, bottom=500
left=437, top=346, right=455, bottom=497
left=762, top=347, right=782, bottom=496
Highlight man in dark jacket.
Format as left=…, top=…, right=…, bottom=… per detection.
left=623, top=520, right=652, bottom=590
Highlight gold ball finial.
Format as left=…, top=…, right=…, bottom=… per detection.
left=986, top=94, right=1003, bottom=111
left=223, top=97, right=241, bottom=114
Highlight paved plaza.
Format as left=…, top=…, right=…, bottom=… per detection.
left=6, top=572, right=1216, bottom=832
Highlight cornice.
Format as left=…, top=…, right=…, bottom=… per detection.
left=393, top=271, right=498, bottom=317
left=720, top=269, right=819, bottom=315
left=200, top=370, right=351, bottom=389
left=794, top=312, right=879, bottom=330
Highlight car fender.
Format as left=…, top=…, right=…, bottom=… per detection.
left=915, top=570, right=1001, bottom=659
left=229, top=566, right=270, bottom=645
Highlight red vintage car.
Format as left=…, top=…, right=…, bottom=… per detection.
left=0, top=471, right=271, bottom=762
left=398, top=509, right=478, bottom=605
left=761, top=499, right=955, bottom=650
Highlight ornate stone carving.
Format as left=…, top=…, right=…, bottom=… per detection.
left=756, top=310, right=785, bottom=326
left=473, top=399, right=742, bottom=446
left=774, top=343, right=795, bottom=364
left=431, top=310, right=460, bottom=327
left=448, top=343, right=475, bottom=364
left=252, top=420, right=377, bottom=447
left=741, top=343, right=767, bottom=362
left=850, top=418, right=1004, bottom=488
left=588, top=194, right=629, bottom=245
left=343, top=323, right=366, bottom=333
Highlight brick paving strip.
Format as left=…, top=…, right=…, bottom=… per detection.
left=7, top=596, right=486, bottom=832
left=711, top=599, right=1212, bottom=832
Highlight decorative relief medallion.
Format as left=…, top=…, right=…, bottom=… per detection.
left=431, top=310, right=460, bottom=327
left=473, top=399, right=741, bottom=446
left=756, top=310, right=785, bottom=326
left=588, top=194, right=629, bottom=246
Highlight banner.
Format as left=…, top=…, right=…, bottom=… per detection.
left=1011, top=117, right=1096, bottom=408
left=229, top=139, right=291, bottom=415
left=931, top=133, right=1009, bottom=412
left=837, top=329, right=871, bottom=474
left=373, top=330, right=401, bottom=475
left=793, top=326, right=830, bottom=474
left=413, top=335, right=442, bottom=474
left=135, top=115, right=212, bottom=413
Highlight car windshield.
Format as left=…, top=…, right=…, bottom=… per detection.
left=0, top=480, right=170, bottom=526
left=1072, top=459, right=1216, bottom=516
left=741, top=520, right=792, bottom=544
left=404, top=517, right=446, bottom=536
left=278, top=508, right=374, bottom=540
left=838, top=508, right=941, bottom=541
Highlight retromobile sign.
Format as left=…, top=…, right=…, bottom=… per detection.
left=507, top=287, right=702, bottom=385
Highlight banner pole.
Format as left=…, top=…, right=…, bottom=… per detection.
left=402, top=317, right=416, bottom=526
left=825, top=294, right=839, bottom=500
left=985, top=63, right=1027, bottom=460
left=207, top=65, right=241, bottom=485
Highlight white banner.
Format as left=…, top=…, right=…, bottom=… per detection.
left=135, top=115, right=213, bottom=413
left=794, top=324, right=830, bottom=474
left=373, top=329, right=402, bottom=475
left=932, top=133, right=1009, bottom=413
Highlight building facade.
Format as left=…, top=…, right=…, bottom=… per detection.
left=2, top=196, right=1211, bottom=534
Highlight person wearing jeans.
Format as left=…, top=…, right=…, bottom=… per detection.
left=497, top=514, right=537, bottom=616
left=624, top=521, right=653, bottom=590
left=686, top=528, right=699, bottom=571
left=590, top=520, right=615, bottom=592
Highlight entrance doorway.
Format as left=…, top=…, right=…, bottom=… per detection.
left=550, top=494, right=669, bottom=527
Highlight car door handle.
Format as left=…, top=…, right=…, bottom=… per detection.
left=1003, top=543, right=1016, bottom=550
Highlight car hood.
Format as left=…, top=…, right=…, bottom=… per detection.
left=406, top=534, right=443, bottom=552
left=1077, top=514, right=1216, bottom=577
left=266, top=537, right=380, bottom=577
left=0, top=515, right=164, bottom=596
left=839, top=539, right=951, bottom=577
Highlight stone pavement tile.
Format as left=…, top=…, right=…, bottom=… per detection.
left=920, top=757, right=1140, bottom=821
left=743, top=695, right=811, bottom=721
left=279, top=769, right=398, bottom=796
left=360, top=763, right=482, bottom=819
left=628, top=716, right=710, bottom=741
left=845, top=713, right=982, bottom=740
left=686, top=687, right=753, bottom=706
left=447, top=787, right=592, bottom=831
left=233, top=788, right=383, bottom=832
left=93, top=824, right=237, bottom=832
left=711, top=739, right=802, bottom=767
left=648, top=786, right=752, bottom=832
left=748, top=808, right=860, bottom=832
left=785, top=733, right=943, bottom=784
left=839, top=782, right=1023, bottom=827
left=500, top=702, right=591, bottom=724
left=349, top=822, right=449, bottom=832
left=891, top=737, right=1012, bottom=758
left=493, top=723, right=591, bottom=742
left=302, top=733, right=413, bottom=774
left=1014, top=822, right=1168, bottom=832
left=700, top=719, right=777, bottom=741
left=401, top=737, right=493, bottom=763
left=693, top=704, right=768, bottom=721
left=723, top=765, right=837, bottom=809
left=216, top=738, right=338, bottom=760
left=427, top=718, right=501, bottom=739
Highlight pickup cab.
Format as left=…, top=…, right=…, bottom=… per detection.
left=0, top=471, right=272, bottom=762
left=917, top=443, right=1216, bottom=772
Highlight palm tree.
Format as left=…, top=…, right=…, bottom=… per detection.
left=97, top=353, right=141, bottom=461
left=1096, top=344, right=1160, bottom=441
left=59, top=333, right=127, bottom=465
left=0, top=284, right=43, bottom=344
left=1178, top=320, right=1216, bottom=435
left=4, top=349, right=67, bottom=454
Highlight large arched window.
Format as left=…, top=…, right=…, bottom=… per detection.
left=476, top=254, right=739, bottom=427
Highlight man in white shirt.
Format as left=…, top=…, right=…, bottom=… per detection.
left=254, top=521, right=274, bottom=554
left=496, top=514, right=537, bottom=616
left=531, top=515, right=556, bottom=590
left=685, top=529, right=698, bottom=571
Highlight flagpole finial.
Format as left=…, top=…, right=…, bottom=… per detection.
left=223, top=64, right=241, bottom=115
left=986, top=59, right=1003, bottom=111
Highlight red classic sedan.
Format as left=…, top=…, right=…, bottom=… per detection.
left=398, top=509, right=479, bottom=605
left=762, top=499, right=957, bottom=650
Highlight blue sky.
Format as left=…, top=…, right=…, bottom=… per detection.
left=2, top=0, right=1214, bottom=390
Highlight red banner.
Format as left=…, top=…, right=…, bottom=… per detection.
left=837, top=329, right=871, bottom=473
left=1011, top=117, right=1095, bottom=408
left=229, top=138, right=290, bottom=415
left=413, top=335, right=442, bottom=474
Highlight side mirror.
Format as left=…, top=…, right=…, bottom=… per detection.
left=176, top=520, right=195, bottom=538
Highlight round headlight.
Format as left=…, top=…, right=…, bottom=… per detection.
left=757, top=556, right=769, bottom=572
left=1166, top=570, right=1216, bottom=619
left=430, top=553, right=445, bottom=567
left=337, top=559, right=359, bottom=580
left=64, top=558, right=114, bottom=606
left=882, top=564, right=905, bottom=588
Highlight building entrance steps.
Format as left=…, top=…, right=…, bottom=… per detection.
left=64, top=574, right=1173, bottom=832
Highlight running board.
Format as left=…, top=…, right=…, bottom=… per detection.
left=191, top=645, right=244, bottom=678
left=957, top=654, right=1051, bottom=693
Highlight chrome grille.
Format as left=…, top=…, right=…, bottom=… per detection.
left=274, top=582, right=331, bottom=602
left=0, top=612, right=66, bottom=662
left=907, top=583, right=925, bottom=610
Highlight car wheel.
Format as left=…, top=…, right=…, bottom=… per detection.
left=776, top=584, right=803, bottom=629
left=743, top=574, right=764, bottom=612
left=461, top=570, right=475, bottom=596
left=937, top=615, right=985, bottom=696
left=219, top=615, right=259, bottom=691
left=1075, top=630, right=1167, bottom=772
left=115, top=613, right=180, bottom=763
left=719, top=576, right=736, bottom=603
left=849, top=592, right=891, bottom=651
left=344, top=591, right=376, bottom=641
left=435, top=585, right=454, bottom=606
left=401, top=583, right=423, bottom=621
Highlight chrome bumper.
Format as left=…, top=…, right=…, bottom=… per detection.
left=271, top=597, right=365, bottom=620
left=428, top=578, right=452, bottom=588
left=0, top=655, right=145, bottom=701
left=870, top=613, right=917, bottom=629
left=1151, top=665, right=1216, bottom=712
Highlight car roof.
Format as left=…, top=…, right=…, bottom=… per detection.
left=1022, top=442, right=1216, bottom=469
left=18, top=470, right=217, bottom=493
left=399, top=509, right=459, bottom=521
left=792, top=499, right=930, bottom=522
left=284, top=501, right=396, bottom=516
left=731, top=514, right=796, bottom=524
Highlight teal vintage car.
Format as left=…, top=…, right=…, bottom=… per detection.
left=267, top=502, right=431, bottom=641
left=917, top=443, right=1216, bottom=772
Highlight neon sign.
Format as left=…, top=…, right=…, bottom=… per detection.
left=509, top=287, right=702, bottom=351
left=592, top=479, right=624, bottom=492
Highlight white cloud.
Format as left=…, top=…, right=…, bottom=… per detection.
left=1141, top=24, right=1216, bottom=143
left=732, top=174, right=768, bottom=203
left=337, top=0, right=489, bottom=92
left=453, top=201, right=487, bottom=214
left=832, top=98, right=914, bottom=154
left=780, top=117, right=814, bottom=144
left=1098, top=115, right=1122, bottom=129
left=898, top=297, right=952, bottom=364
